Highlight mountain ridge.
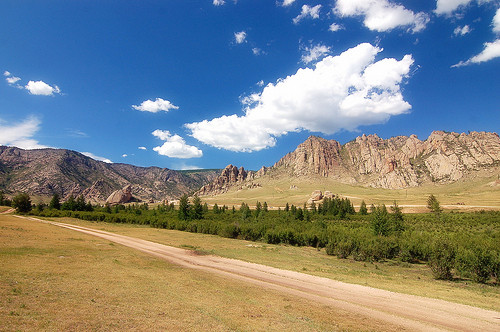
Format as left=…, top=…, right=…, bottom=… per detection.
left=0, top=146, right=218, bottom=202
left=197, top=130, right=500, bottom=195
left=2, top=130, right=499, bottom=203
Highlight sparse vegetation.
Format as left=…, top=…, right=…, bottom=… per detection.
left=26, top=193, right=500, bottom=285
left=3, top=214, right=392, bottom=331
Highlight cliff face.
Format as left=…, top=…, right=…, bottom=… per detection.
left=0, top=146, right=218, bottom=202
left=196, top=164, right=267, bottom=196
left=198, top=131, right=500, bottom=194
left=274, top=131, right=500, bottom=189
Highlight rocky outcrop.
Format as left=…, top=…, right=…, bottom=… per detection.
left=0, top=146, right=218, bottom=202
left=274, top=136, right=342, bottom=177
left=274, top=131, right=500, bottom=189
left=106, top=185, right=133, bottom=205
left=196, top=165, right=257, bottom=195
left=198, top=130, right=500, bottom=195
left=196, top=164, right=269, bottom=195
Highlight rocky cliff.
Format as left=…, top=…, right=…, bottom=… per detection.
left=198, top=131, right=500, bottom=194
left=0, top=146, right=218, bottom=202
left=274, top=131, right=500, bottom=189
left=196, top=164, right=266, bottom=195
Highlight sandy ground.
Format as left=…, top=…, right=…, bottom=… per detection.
left=15, top=215, right=500, bottom=331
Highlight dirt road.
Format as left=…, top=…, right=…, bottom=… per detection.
left=17, top=216, right=500, bottom=331
left=0, top=208, right=15, bottom=214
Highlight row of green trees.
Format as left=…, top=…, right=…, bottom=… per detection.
left=10, top=192, right=499, bottom=284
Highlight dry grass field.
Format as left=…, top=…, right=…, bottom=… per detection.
left=1, top=213, right=406, bottom=331
left=200, top=172, right=500, bottom=210
left=14, top=215, right=500, bottom=313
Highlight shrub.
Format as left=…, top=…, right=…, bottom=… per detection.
left=336, top=239, right=355, bottom=259
left=428, top=239, right=456, bottom=280
left=456, top=247, right=496, bottom=283
left=12, top=193, right=32, bottom=213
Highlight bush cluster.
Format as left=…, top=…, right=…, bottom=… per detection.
left=24, top=193, right=500, bottom=285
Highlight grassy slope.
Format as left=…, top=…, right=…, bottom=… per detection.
left=0, top=214, right=399, bottom=332
left=200, top=171, right=500, bottom=209
left=34, top=216, right=500, bottom=312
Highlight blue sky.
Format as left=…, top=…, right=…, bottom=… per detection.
left=1, top=0, right=499, bottom=171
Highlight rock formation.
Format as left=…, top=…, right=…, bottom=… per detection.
left=274, top=131, right=500, bottom=189
left=196, top=164, right=266, bottom=195
left=106, top=185, right=133, bottom=205
left=198, top=131, right=500, bottom=195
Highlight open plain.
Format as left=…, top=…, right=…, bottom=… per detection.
left=2, top=213, right=499, bottom=331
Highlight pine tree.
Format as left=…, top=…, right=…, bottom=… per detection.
left=49, top=194, right=61, bottom=210
left=359, top=200, right=368, bottom=215
left=75, top=195, right=86, bottom=211
left=191, top=195, right=204, bottom=219
left=390, top=200, right=405, bottom=233
left=62, top=195, right=76, bottom=211
left=427, top=194, right=442, bottom=213
left=371, top=204, right=390, bottom=236
left=178, top=194, right=190, bottom=220
left=255, top=201, right=262, bottom=218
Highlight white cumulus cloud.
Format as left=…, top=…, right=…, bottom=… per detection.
left=452, top=10, right=500, bottom=67
left=152, top=130, right=203, bottom=159
left=213, top=0, right=225, bottom=5
left=435, top=0, right=472, bottom=15
left=0, top=116, right=48, bottom=150
left=452, top=39, right=500, bottom=66
left=454, top=25, right=472, bottom=35
left=334, top=0, right=429, bottom=33
left=138, top=146, right=147, bottom=150
left=329, top=23, right=343, bottom=32
left=82, top=152, right=113, bottom=164
left=186, top=43, right=414, bottom=152
left=293, top=5, right=322, bottom=24
left=301, top=44, right=331, bottom=64
left=132, top=98, right=179, bottom=113
left=234, top=31, right=247, bottom=44
left=434, top=0, right=493, bottom=15
left=282, top=0, right=296, bottom=6
left=493, top=7, right=500, bottom=33
left=5, top=74, right=21, bottom=85
left=25, top=80, right=61, bottom=96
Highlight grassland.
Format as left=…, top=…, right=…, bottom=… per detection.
left=18, top=214, right=500, bottom=313
left=1, top=213, right=404, bottom=331
left=200, top=171, right=500, bottom=210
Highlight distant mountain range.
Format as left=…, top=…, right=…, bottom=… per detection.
left=0, top=146, right=218, bottom=202
left=197, top=131, right=500, bottom=195
left=2, top=131, right=499, bottom=203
